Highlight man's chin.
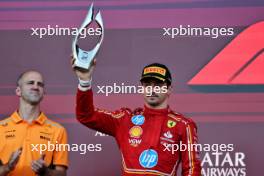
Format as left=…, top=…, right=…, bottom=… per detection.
left=146, top=100, right=160, bottom=107
left=28, top=100, right=40, bottom=105
left=28, top=98, right=42, bottom=105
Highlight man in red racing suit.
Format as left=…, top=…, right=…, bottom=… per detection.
left=74, top=62, right=201, bottom=176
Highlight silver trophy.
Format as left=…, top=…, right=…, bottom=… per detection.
left=72, top=3, right=104, bottom=70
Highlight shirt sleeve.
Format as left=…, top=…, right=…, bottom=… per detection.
left=52, top=127, right=69, bottom=168
left=180, top=121, right=202, bottom=176
left=76, top=89, right=129, bottom=136
left=0, top=127, right=7, bottom=165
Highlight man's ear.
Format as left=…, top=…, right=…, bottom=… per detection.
left=15, top=87, right=21, bottom=96
left=167, top=85, right=172, bottom=96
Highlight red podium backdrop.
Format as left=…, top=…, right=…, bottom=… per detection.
left=0, top=0, right=264, bottom=175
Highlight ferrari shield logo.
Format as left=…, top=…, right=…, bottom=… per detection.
left=167, top=120, right=176, bottom=128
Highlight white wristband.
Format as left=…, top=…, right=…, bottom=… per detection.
left=78, top=78, right=92, bottom=90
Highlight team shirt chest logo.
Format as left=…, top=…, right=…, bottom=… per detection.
left=128, top=115, right=145, bottom=147
left=164, top=131, right=173, bottom=139
left=139, top=149, right=158, bottom=168
left=131, top=115, right=145, bottom=125
left=4, top=129, right=16, bottom=139
left=167, top=120, right=176, bottom=128
left=128, top=126, right=143, bottom=147
left=129, top=126, right=143, bottom=138
left=160, top=131, right=175, bottom=144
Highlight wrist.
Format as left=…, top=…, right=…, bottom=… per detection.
left=78, top=75, right=92, bottom=81
left=78, top=78, right=92, bottom=90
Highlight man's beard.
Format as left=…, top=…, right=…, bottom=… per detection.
left=146, top=96, right=162, bottom=107
left=147, top=101, right=160, bottom=107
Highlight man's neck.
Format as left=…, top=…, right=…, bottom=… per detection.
left=18, top=102, right=40, bottom=123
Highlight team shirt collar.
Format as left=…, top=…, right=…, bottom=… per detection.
left=143, top=105, right=170, bottom=115
left=11, top=111, right=47, bottom=125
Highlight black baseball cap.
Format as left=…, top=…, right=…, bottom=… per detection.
left=140, top=63, right=172, bottom=85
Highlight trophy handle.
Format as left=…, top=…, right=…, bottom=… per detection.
left=72, top=3, right=104, bottom=70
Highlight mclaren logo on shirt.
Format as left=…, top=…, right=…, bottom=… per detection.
left=5, top=134, right=15, bottom=139
left=4, top=130, right=16, bottom=139
left=40, top=135, right=51, bottom=141
left=40, top=132, right=52, bottom=141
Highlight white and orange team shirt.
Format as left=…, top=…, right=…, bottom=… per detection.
left=0, top=111, right=68, bottom=176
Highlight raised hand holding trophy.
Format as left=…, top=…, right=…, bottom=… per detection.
left=72, top=3, right=104, bottom=71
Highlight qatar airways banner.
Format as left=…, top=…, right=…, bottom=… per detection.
left=0, top=0, right=263, bottom=176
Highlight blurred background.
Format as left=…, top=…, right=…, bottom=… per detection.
left=0, top=0, right=263, bottom=175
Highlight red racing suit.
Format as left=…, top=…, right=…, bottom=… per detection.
left=76, top=89, right=201, bottom=176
